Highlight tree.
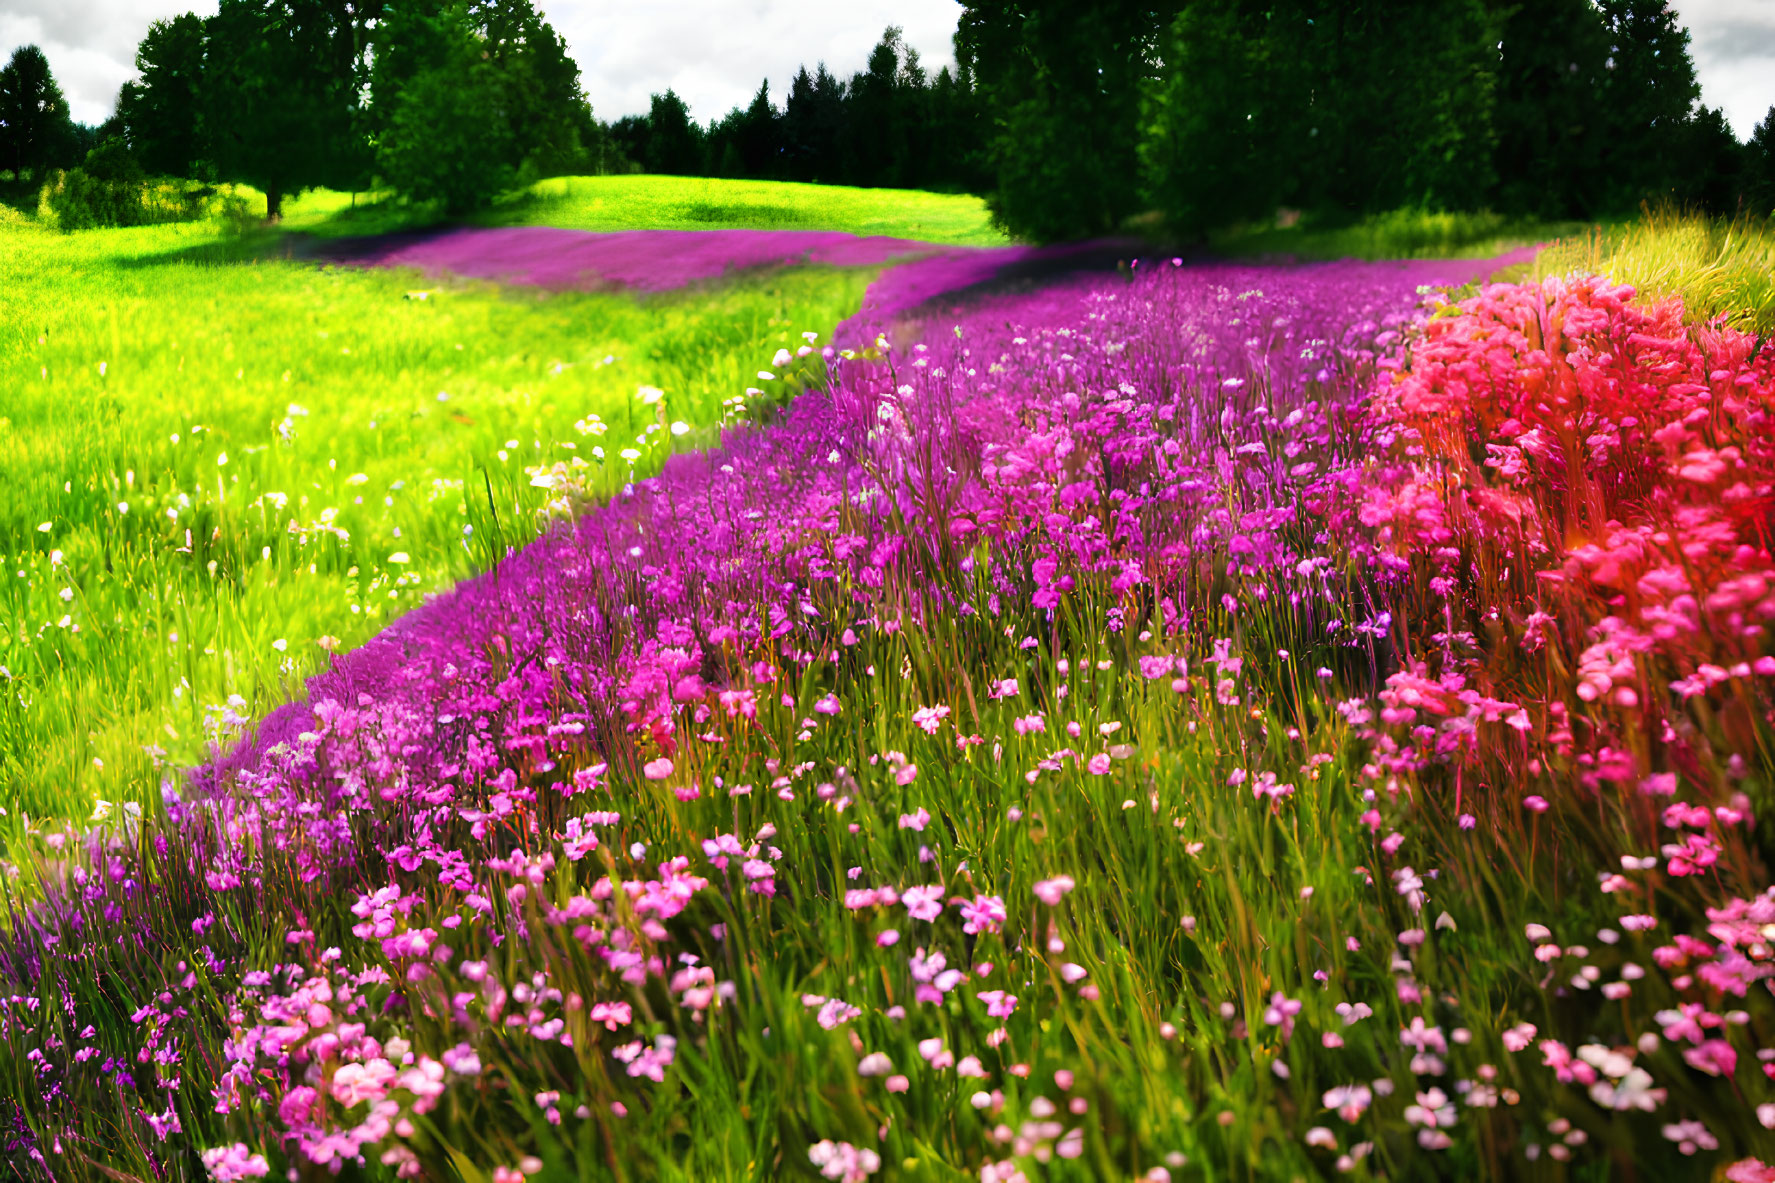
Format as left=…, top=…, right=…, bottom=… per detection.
left=0, top=45, right=81, bottom=178
left=1593, top=0, right=1701, bottom=209
left=846, top=27, right=909, bottom=188
left=377, top=45, right=518, bottom=214
left=471, top=0, right=595, bottom=178
left=640, top=90, right=703, bottom=175
left=1748, top=106, right=1775, bottom=217
left=959, top=0, right=1181, bottom=241
left=1491, top=0, right=1611, bottom=218
left=781, top=64, right=848, bottom=184
left=372, top=0, right=595, bottom=211
left=736, top=80, right=782, bottom=179
left=203, top=0, right=372, bottom=218
left=1140, top=1, right=1292, bottom=235
left=1668, top=105, right=1746, bottom=215
left=116, top=14, right=209, bottom=178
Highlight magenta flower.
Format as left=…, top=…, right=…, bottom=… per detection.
left=957, top=893, right=1007, bottom=935
left=977, top=989, right=1018, bottom=1018
left=902, top=885, right=944, bottom=922
left=1262, top=992, right=1302, bottom=1041
left=201, top=1144, right=271, bottom=1181
left=1032, top=875, right=1076, bottom=906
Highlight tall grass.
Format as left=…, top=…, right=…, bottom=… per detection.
left=1535, top=205, right=1775, bottom=333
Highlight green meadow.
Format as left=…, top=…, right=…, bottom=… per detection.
left=242, top=175, right=1010, bottom=246
left=0, top=186, right=941, bottom=825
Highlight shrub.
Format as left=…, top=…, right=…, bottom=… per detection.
left=40, top=163, right=203, bottom=231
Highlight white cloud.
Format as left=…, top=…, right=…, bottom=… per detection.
left=1671, top=0, right=1775, bottom=138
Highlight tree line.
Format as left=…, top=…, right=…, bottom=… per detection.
left=7, top=0, right=1775, bottom=236
left=608, top=27, right=987, bottom=193
left=0, top=10, right=985, bottom=222
left=959, top=0, right=1775, bottom=241
left=2, top=0, right=599, bottom=218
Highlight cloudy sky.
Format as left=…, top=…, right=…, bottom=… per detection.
left=2, top=0, right=1771, bottom=138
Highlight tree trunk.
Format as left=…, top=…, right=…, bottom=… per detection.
left=266, top=183, right=282, bottom=221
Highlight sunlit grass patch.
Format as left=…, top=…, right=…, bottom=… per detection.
left=503, top=176, right=1008, bottom=246
left=1214, top=206, right=1579, bottom=264
left=259, top=175, right=1009, bottom=246
left=1535, top=204, right=1775, bottom=332
left=0, top=215, right=873, bottom=822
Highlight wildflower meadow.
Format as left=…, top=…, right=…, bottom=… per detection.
left=5, top=178, right=1775, bottom=1183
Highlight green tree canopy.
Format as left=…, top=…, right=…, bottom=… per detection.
left=116, top=14, right=210, bottom=179
left=958, top=0, right=1178, bottom=242
left=1748, top=106, right=1775, bottom=217
left=203, top=0, right=373, bottom=218
left=371, top=0, right=596, bottom=212
left=0, top=45, right=81, bottom=178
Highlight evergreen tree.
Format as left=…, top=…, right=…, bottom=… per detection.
left=1594, top=0, right=1701, bottom=209
left=640, top=90, right=703, bottom=175
left=1748, top=106, right=1775, bottom=217
left=0, top=45, right=81, bottom=179
left=1668, top=105, right=1746, bottom=215
left=736, top=80, right=782, bottom=179
left=781, top=64, right=849, bottom=184
left=846, top=27, right=908, bottom=188
left=1492, top=0, right=1611, bottom=217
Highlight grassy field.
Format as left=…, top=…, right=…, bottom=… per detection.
left=0, top=208, right=883, bottom=826
left=205, top=174, right=1012, bottom=247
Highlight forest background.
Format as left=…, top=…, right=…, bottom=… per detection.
left=4, top=0, right=1775, bottom=241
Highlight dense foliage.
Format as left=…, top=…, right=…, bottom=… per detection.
left=610, top=27, right=988, bottom=196
left=75, top=0, right=596, bottom=219
left=0, top=45, right=81, bottom=180
left=961, top=0, right=1775, bottom=241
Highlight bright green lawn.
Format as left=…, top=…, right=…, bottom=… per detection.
left=253, top=174, right=1010, bottom=247
left=0, top=209, right=878, bottom=824
left=505, top=175, right=1009, bottom=245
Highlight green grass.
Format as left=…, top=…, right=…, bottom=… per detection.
left=0, top=210, right=878, bottom=824
left=504, top=176, right=1009, bottom=246
left=1213, top=207, right=1582, bottom=263
left=1534, top=204, right=1775, bottom=332
left=237, top=175, right=1011, bottom=247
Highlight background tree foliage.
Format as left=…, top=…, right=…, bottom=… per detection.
left=965, top=0, right=1771, bottom=241
left=371, top=0, right=598, bottom=213
left=202, top=0, right=374, bottom=219
left=115, top=15, right=209, bottom=181
left=0, top=45, right=81, bottom=179
left=614, top=27, right=987, bottom=195
left=17, top=0, right=1775, bottom=235
left=958, top=0, right=1176, bottom=241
